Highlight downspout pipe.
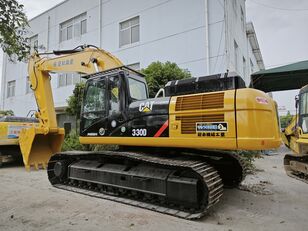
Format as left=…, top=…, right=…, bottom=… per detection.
left=99, top=0, right=103, bottom=47
left=47, top=16, right=50, bottom=51
left=1, top=53, right=7, bottom=110
left=205, top=0, right=210, bottom=75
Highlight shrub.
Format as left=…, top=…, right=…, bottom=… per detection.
left=61, top=131, right=85, bottom=151
left=236, top=150, right=261, bottom=173
left=61, top=131, right=118, bottom=152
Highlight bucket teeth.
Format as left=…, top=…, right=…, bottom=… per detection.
left=34, top=163, right=39, bottom=170
left=42, top=163, right=47, bottom=169
left=25, top=162, right=48, bottom=171
left=25, top=165, right=31, bottom=172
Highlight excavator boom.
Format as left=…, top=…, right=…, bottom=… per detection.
left=19, top=46, right=123, bottom=170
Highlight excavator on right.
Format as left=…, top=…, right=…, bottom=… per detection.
left=283, top=84, right=308, bottom=183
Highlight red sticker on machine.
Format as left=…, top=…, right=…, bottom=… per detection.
left=256, top=97, right=268, bottom=105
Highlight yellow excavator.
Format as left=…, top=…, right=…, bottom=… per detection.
left=0, top=116, right=38, bottom=166
left=283, top=85, right=308, bottom=183
left=19, top=45, right=281, bottom=219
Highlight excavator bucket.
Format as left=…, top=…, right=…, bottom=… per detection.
left=19, top=126, right=65, bottom=170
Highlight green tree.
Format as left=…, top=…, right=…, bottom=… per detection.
left=0, top=110, right=14, bottom=116
left=0, top=0, right=30, bottom=61
left=66, top=82, right=85, bottom=130
left=142, top=61, right=191, bottom=97
left=280, top=111, right=293, bottom=129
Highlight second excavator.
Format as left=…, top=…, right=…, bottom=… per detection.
left=283, top=85, right=308, bottom=183
left=19, top=45, right=281, bottom=219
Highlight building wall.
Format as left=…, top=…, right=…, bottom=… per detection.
left=247, top=40, right=259, bottom=74
left=0, top=0, right=262, bottom=117
left=224, top=0, right=251, bottom=83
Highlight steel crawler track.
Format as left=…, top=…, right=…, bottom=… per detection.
left=284, top=154, right=308, bottom=184
left=47, top=151, right=225, bottom=219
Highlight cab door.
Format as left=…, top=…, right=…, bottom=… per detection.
left=106, top=74, right=126, bottom=136
left=80, top=77, right=109, bottom=137
left=299, top=91, right=308, bottom=134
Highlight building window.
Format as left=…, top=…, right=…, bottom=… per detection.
left=232, top=0, right=238, bottom=16
left=81, top=19, right=87, bottom=34
left=119, top=16, right=140, bottom=47
left=58, top=73, right=81, bottom=87
left=60, top=13, right=87, bottom=42
left=234, top=40, right=239, bottom=72
left=250, top=59, right=254, bottom=73
left=26, top=76, right=31, bottom=94
left=29, top=35, right=38, bottom=52
left=240, top=7, right=245, bottom=30
left=242, top=57, right=246, bottom=77
left=7, top=80, right=16, bottom=98
left=127, top=62, right=140, bottom=71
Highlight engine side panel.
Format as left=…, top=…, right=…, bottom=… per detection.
left=168, top=90, right=237, bottom=149
left=80, top=89, right=281, bottom=151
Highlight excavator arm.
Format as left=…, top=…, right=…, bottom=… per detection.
left=19, top=46, right=123, bottom=170
left=281, top=115, right=299, bottom=152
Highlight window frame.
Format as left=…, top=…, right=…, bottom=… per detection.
left=119, top=16, right=140, bottom=47
left=128, top=76, right=148, bottom=101
left=240, top=6, right=245, bottom=30
left=58, top=73, right=81, bottom=88
left=7, top=80, right=16, bottom=98
left=81, top=78, right=108, bottom=129
left=60, top=13, right=87, bottom=42
left=300, top=92, right=308, bottom=115
left=234, top=40, right=239, bottom=72
left=250, top=59, right=254, bottom=74
left=232, top=0, right=238, bottom=16
left=29, top=35, right=38, bottom=53
left=26, top=76, right=31, bottom=94
left=299, top=92, right=308, bottom=133
left=242, top=57, right=246, bottom=78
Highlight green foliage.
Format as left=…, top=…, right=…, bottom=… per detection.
left=66, top=82, right=85, bottom=120
left=0, top=110, right=14, bottom=116
left=279, top=111, right=293, bottom=129
left=61, top=131, right=85, bottom=152
left=0, top=0, right=30, bottom=61
left=236, top=150, right=261, bottom=173
left=61, top=131, right=118, bottom=152
left=142, top=61, right=191, bottom=98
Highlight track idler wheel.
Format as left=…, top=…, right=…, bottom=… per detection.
left=54, top=160, right=69, bottom=178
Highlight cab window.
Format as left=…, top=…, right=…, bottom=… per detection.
left=128, top=76, right=147, bottom=101
left=83, top=81, right=106, bottom=115
left=300, top=93, right=308, bottom=115
left=300, top=92, right=308, bottom=133
left=109, top=76, right=120, bottom=115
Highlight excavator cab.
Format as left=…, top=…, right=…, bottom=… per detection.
left=78, top=67, right=164, bottom=141
left=298, top=85, right=308, bottom=135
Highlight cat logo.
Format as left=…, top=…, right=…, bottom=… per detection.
left=217, top=123, right=227, bottom=131
left=139, top=101, right=155, bottom=112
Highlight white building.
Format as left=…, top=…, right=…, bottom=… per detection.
left=1, top=0, right=264, bottom=126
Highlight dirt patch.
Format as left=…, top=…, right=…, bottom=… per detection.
left=238, top=180, right=273, bottom=195
left=0, top=147, right=308, bottom=231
